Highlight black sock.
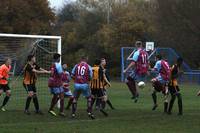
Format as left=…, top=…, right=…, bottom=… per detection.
left=152, top=92, right=157, bottom=105
left=164, top=102, right=168, bottom=113
left=101, top=100, right=106, bottom=109
left=25, top=96, right=32, bottom=110
left=168, top=95, right=176, bottom=113
left=95, top=98, right=101, bottom=108
left=91, top=98, right=96, bottom=109
left=106, top=99, right=114, bottom=109
left=177, top=93, right=183, bottom=114
left=66, top=98, right=73, bottom=109
left=2, top=96, right=10, bottom=107
left=33, top=96, right=39, bottom=111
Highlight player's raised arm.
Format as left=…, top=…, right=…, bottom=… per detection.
left=123, top=47, right=140, bottom=73
left=71, top=64, right=77, bottom=80
left=127, top=50, right=136, bottom=61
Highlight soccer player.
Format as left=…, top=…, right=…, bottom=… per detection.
left=151, top=54, right=170, bottom=113
left=0, top=57, right=12, bottom=111
left=123, top=41, right=149, bottom=102
left=100, top=58, right=115, bottom=110
left=71, top=56, right=94, bottom=119
left=23, top=55, right=50, bottom=115
left=48, top=53, right=65, bottom=117
left=167, top=57, right=183, bottom=115
left=61, top=64, right=73, bottom=110
left=90, top=59, right=111, bottom=116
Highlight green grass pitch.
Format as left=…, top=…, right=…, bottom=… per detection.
left=0, top=79, right=200, bottom=133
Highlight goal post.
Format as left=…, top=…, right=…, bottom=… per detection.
left=0, top=33, right=62, bottom=55
left=0, top=33, right=62, bottom=110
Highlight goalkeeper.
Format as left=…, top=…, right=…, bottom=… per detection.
left=0, top=57, right=12, bottom=112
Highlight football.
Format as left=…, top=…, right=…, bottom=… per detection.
left=138, top=81, right=145, bottom=89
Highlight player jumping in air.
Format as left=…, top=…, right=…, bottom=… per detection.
left=90, top=59, right=111, bottom=116
left=0, top=57, right=12, bottom=111
left=123, top=41, right=149, bottom=102
left=151, top=54, right=170, bottom=113
left=61, top=64, right=73, bottom=110
left=168, top=57, right=183, bottom=115
left=48, top=53, right=65, bottom=117
left=71, top=56, right=94, bottom=119
left=24, top=55, right=50, bottom=115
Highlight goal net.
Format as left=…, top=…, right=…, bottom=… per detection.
left=0, top=33, right=61, bottom=110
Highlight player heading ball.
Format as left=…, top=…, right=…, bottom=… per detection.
left=123, top=41, right=149, bottom=103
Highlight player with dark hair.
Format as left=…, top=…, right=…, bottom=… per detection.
left=100, top=58, right=115, bottom=110
left=151, top=54, right=170, bottom=113
left=48, top=53, right=65, bottom=117
left=24, top=55, right=50, bottom=115
left=167, top=57, right=183, bottom=115
left=0, top=57, right=12, bottom=111
left=71, top=56, right=94, bottom=119
left=90, top=58, right=110, bottom=116
left=123, top=41, right=149, bottom=102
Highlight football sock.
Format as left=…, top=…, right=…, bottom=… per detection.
left=2, top=96, right=10, bottom=107
left=25, top=96, right=32, bottom=110
left=164, top=102, right=168, bottom=113
left=66, top=98, right=73, bottom=109
left=60, top=98, right=64, bottom=112
left=49, top=95, right=58, bottom=111
left=33, top=96, right=39, bottom=111
left=168, top=94, right=176, bottom=113
left=87, top=97, right=92, bottom=113
left=152, top=92, right=157, bottom=105
left=106, top=99, right=114, bottom=109
left=72, top=99, right=77, bottom=114
left=177, top=93, right=183, bottom=114
left=126, top=80, right=136, bottom=97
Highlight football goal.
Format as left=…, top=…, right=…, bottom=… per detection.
left=0, top=33, right=61, bottom=109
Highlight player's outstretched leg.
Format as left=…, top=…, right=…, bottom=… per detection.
left=167, top=94, right=176, bottom=115
left=106, top=99, right=115, bottom=110
left=126, top=77, right=137, bottom=99
left=1, top=90, right=11, bottom=112
left=152, top=91, right=158, bottom=110
left=177, top=93, right=183, bottom=115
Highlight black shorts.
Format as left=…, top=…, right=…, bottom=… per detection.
left=23, top=84, right=37, bottom=93
left=0, top=84, right=10, bottom=92
left=168, top=85, right=180, bottom=95
left=91, top=89, right=105, bottom=98
left=153, top=81, right=167, bottom=94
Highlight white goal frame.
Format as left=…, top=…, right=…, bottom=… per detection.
left=0, top=33, right=62, bottom=56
